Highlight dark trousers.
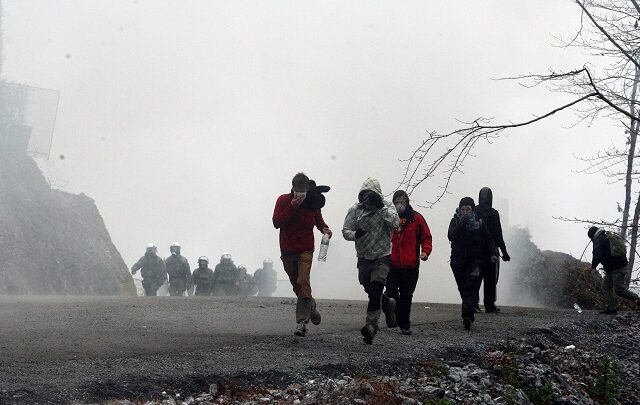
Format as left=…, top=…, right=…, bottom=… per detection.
left=385, top=267, right=419, bottom=330
left=450, top=257, right=484, bottom=321
left=142, top=279, right=158, bottom=296
left=169, top=279, right=187, bottom=296
left=480, top=261, right=498, bottom=310
left=194, top=286, right=211, bottom=296
left=357, top=256, right=390, bottom=326
left=603, top=266, right=639, bottom=310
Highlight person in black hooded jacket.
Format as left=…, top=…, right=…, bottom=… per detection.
left=448, top=197, right=498, bottom=330
left=475, top=187, right=510, bottom=313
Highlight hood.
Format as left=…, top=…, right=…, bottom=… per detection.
left=478, top=187, right=493, bottom=208
left=358, top=177, right=384, bottom=200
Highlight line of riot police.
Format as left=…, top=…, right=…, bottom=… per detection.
left=130, top=243, right=278, bottom=297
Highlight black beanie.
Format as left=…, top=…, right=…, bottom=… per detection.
left=392, top=190, right=409, bottom=203
left=459, top=197, right=475, bottom=208
left=587, top=226, right=599, bottom=240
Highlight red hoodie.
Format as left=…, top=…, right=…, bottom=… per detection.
left=273, top=193, right=328, bottom=254
left=391, top=211, right=432, bottom=269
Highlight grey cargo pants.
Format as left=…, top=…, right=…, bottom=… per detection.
left=603, top=266, right=639, bottom=310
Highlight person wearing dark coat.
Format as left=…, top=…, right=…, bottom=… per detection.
left=165, top=243, right=193, bottom=296
left=588, top=227, right=639, bottom=314
left=131, top=244, right=167, bottom=296
left=475, top=187, right=511, bottom=313
left=448, top=197, right=497, bottom=330
left=192, top=256, right=215, bottom=296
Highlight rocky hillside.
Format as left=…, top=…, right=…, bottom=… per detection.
left=500, top=227, right=604, bottom=310
left=0, top=150, right=136, bottom=295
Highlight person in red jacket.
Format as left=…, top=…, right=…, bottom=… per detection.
left=385, top=190, right=432, bottom=335
left=273, top=172, right=332, bottom=337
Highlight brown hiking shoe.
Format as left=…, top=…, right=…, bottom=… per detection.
left=360, top=324, right=377, bottom=345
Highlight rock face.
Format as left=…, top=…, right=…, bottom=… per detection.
left=0, top=151, right=136, bottom=295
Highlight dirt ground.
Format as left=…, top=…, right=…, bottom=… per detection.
left=0, top=295, right=591, bottom=404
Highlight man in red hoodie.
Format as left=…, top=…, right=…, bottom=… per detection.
left=386, top=190, right=432, bottom=336
left=273, top=172, right=332, bottom=337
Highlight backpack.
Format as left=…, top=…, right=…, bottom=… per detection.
left=605, top=231, right=627, bottom=259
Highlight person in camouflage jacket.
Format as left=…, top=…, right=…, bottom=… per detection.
left=343, top=177, right=400, bottom=344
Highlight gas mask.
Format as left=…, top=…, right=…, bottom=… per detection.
left=395, top=203, right=407, bottom=215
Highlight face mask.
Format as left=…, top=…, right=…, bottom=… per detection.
left=395, top=203, right=407, bottom=215
left=294, top=191, right=307, bottom=199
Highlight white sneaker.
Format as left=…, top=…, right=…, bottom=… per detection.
left=294, top=321, right=307, bottom=337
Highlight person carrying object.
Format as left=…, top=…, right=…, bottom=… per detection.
left=273, top=172, right=332, bottom=337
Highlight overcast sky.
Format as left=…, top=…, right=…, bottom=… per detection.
left=2, top=1, right=624, bottom=302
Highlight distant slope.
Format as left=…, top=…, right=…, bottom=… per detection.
left=500, top=226, right=603, bottom=309
left=0, top=151, right=136, bottom=295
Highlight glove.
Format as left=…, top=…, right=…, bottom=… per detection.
left=502, top=252, right=511, bottom=262
left=355, top=229, right=368, bottom=239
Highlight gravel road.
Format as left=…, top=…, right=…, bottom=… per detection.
left=0, top=295, right=592, bottom=403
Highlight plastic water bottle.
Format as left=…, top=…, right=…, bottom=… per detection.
left=318, top=233, right=330, bottom=262
left=573, top=303, right=582, bottom=314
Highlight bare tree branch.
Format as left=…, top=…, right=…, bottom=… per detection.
left=576, top=0, right=640, bottom=69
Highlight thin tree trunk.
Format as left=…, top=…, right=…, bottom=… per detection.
left=627, top=190, right=640, bottom=287
left=621, top=66, right=640, bottom=238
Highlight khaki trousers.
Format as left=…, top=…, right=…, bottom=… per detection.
left=281, top=252, right=315, bottom=322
